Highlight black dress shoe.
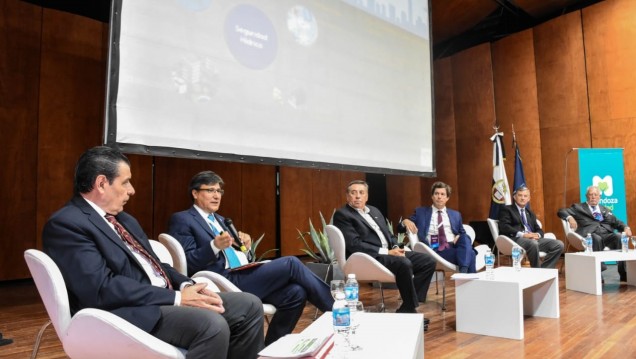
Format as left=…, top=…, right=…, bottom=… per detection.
left=424, top=317, right=430, bottom=325
left=620, top=274, right=627, bottom=282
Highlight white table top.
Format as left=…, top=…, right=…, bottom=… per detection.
left=302, top=312, right=424, bottom=359
left=566, top=249, right=636, bottom=261
left=454, top=266, right=558, bottom=288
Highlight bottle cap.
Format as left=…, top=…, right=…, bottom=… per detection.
left=347, top=273, right=356, bottom=279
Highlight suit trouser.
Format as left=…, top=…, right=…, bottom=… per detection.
left=436, top=235, right=477, bottom=273
left=376, top=251, right=436, bottom=312
left=226, top=256, right=334, bottom=345
left=514, top=236, right=564, bottom=269
left=152, top=292, right=264, bottom=359
left=591, top=231, right=626, bottom=276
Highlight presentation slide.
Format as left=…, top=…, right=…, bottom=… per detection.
left=105, top=0, right=434, bottom=175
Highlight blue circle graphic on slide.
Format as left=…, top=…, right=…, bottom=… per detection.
left=177, top=0, right=212, bottom=12
left=224, top=4, right=277, bottom=70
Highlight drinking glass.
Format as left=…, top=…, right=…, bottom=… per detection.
left=330, top=280, right=345, bottom=300
left=631, top=236, right=636, bottom=252
left=348, top=301, right=364, bottom=351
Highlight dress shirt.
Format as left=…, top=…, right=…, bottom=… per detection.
left=83, top=197, right=183, bottom=305
left=427, top=207, right=453, bottom=243
left=353, top=206, right=390, bottom=254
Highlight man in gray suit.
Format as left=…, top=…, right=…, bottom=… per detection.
left=558, top=185, right=631, bottom=281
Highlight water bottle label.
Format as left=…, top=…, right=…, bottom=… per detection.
left=333, top=307, right=350, bottom=326
left=344, top=287, right=358, bottom=301
left=485, top=255, right=494, bottom=266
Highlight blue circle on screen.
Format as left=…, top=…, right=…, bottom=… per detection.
left=177, top=0, right=212, bottom=12
left=224, top=5, right=278, bottom=70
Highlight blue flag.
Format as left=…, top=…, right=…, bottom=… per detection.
left=512, top=137, right=530, bottom=210
left=489, top=131, right=511, bottom=219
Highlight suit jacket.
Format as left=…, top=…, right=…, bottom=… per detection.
left=498, top=204, right=545, bottom=238
left=333, top=204, right=396, bottom=259
left=167, top=207, right=234, bottom=276
left=557, top=202, right=626, bottom=237
left=42, top=195, right=191, bottom=332
left=408, top=207, right=468, bottom=247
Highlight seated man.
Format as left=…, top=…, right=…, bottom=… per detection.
left=558, top=185, right=631, bottom=280
left=401, top=181, right=477, bottom=273
left=168, top=171, right=334, bottom=345
left=43, top=147, right=263, bottom=359
left=498, top=186, right=564, bottom=268
left=332, top=180, right=436, bottom=320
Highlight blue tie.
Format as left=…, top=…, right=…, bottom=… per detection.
left=593, top=207, right=603, bottom=221
left=208, top=214, right=242, bottom=269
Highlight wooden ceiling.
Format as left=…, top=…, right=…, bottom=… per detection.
left=23, top=0, right=604, bottom=58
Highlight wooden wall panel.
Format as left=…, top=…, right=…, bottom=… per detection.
left=35, top=8, right=107, bottom=273
left=386, top=175, right=422, bottom=224
left=491, top=30, right=547, bottom=224
left=238, top=164, right=277, bottom=256
left=0, top=1, right=42, bottom=280
left=583, top=0, right=636, bottom=223
left=279, top=167, right=361, bottom=257
left=450, top=43, right=497, bottom=223
left=280, top=167, right=314, bottom=256
left=534, top=11, right=590, bottom=233
left=421, top=57, right=458, bottom=209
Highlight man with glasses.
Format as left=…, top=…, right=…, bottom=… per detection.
left=558, top=185, right=631, bottom=280
left=168, top=171, right=334, bottom=345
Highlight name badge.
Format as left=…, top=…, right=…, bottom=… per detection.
left=430, top=235, right=439, bottom=249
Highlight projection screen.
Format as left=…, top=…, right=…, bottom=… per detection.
left=105, top=0, right=435, bottom=176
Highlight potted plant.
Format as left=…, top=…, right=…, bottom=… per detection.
left=297, top=211, right=344, bottom=283
left=249, top=234, right=278, bottom=262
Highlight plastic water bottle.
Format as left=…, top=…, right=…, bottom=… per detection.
left=484, top=249, right=495, bottom=280
left=332, top=291, right=351, bottom=354
left=585, top=233, right=593, bottom=253
left=622, top=232, right=629, bottom=253
left=512, top=246, right=523, bottom=271
left=344, top=273, right=359, bottom=304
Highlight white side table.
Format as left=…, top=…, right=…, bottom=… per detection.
left=454, top=267, right=559, bottom=340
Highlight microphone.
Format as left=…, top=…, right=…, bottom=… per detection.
left=224, top=218, right=248, bottom=252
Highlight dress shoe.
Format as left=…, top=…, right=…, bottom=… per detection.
left=424, top=317, right=430, bottom=325
left=620, top=274, right=627, bottom=282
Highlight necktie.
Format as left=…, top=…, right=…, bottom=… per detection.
left=105, top=214, right=172, bottom=289
left=208, top=214, right=242, bottom=269
left=521, top=208, right=532, bottom=232
left=593, top=207, right=603, bottom=221
left=437, top=210, right=449, bottom=251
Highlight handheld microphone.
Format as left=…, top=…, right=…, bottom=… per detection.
left=224, top=218, right=248, bottom=252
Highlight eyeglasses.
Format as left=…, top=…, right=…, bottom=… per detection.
left=197, top=188, right=224, bottom=195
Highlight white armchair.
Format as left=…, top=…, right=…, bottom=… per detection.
left=24, top=249, right=187, bottom=359
left=325, top=224, right=396, bottom=312
left=408, top=225, right=489, bottom=311
left=155, top=234, right=277, bottom=322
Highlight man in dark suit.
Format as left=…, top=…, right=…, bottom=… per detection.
left=401, top=182, right=477, bottom=273
left=43, top=147, right=264, bottom=359
left=332, top=180, right=436, bottom=320
left=558, top=185, right=631, bottom=280
left=498, top=186, right=564, bottom=268
left=168, top=171, right=334, bottom=346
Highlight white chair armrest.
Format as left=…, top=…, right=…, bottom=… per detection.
left=412, top=242, right=457, bottom=271
left=192, top=271, right=240, bottom=292
left=343, top=252, right=395, bottom=283
left=66, top=308, right=186, bottom=359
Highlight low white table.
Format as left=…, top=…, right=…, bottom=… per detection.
left=294, top=312, right=424, bottom=358
left=454, top=266, right=559, bottom=340
left=565, top=250, right=636, bottom=295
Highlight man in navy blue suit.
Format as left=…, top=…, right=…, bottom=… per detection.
left=168, top=171, right=334, bottom=345
left=43, top=147, right=264, bottom=359
left=401, top=182, right=477, bottom=273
